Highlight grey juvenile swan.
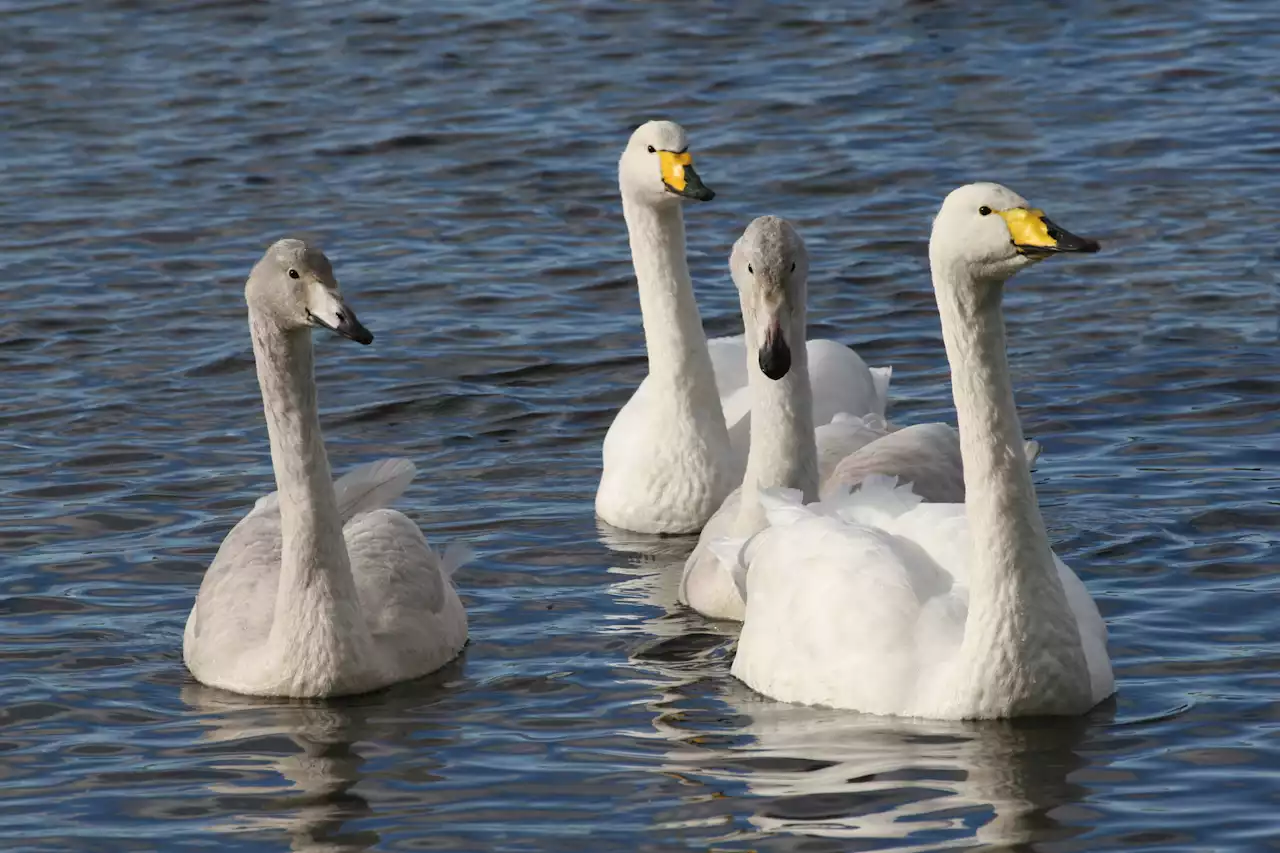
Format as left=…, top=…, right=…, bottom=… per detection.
left=183, top=239, right=468, bottom=698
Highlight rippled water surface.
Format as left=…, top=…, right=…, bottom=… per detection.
left=2, top=1, right=1279, bottom=850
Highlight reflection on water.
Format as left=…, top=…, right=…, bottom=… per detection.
left=691, top=693, right=1100, bottom=850
left=181, top=687, right=378, bottom=853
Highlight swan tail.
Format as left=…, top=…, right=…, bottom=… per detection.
left=1024, top=439, right=1042, bottom=467
left=708, top=537, right=751, bottom=602
left=439, top=541, right=475, bottom=577
left=869, top=366, right=893, bottom=415
left=335, top=458, right=418, bottom=522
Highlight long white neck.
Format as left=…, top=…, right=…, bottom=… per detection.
left=622, top=194, right=726, bottom=435
left=733, top=302, right=818, bottom=535
left=249, top=314, right=370, bottom=689
left=932, top=259, right=1088, bottom=708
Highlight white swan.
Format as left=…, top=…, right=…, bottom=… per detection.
left=595, top=120, right=889, bottom=535
left=729, top=184, right=1114, bottom=719
left=183, top=239, right=468, bottom=698
left=679, top=217, right=820, bottom=619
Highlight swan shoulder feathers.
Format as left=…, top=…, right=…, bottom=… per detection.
left=729, top=478, right=1113, bottom=719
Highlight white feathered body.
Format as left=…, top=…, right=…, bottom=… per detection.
left=730, top=478, right=1114, bottom=719
left=184, top=459, right=469, bottom=698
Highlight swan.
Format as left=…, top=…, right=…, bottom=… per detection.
left=183, top=239, right=468, bottom=698
left=728, top=183, right=1114, bottom=719
left=679, top=216, right=821, bottom=619
left=595, top=120, right=889, bottom=535
left=678, top=217, right=1040, bottom=621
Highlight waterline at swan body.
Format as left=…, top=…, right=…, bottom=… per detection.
left=183, top=240, right=468, bottom=698
left=731, top=185, right=1114, bottom=719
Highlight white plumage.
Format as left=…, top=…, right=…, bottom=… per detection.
left=595, top=121, right=888, bottom=536
left=728, top=185, right=1114, bottom=719
left=183, top=240, right=467, bottom=698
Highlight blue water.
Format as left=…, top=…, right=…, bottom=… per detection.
left=1, top=1, right=1278, bottom=850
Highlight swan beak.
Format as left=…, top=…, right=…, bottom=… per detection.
left=758, top=321, right=791, bottom=380
left=998, top=208, right=1100, bottom=257
left=659, top=151, right=715, bottom=201
left=307, top=298, right=374, bottom=345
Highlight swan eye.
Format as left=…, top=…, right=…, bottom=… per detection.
left=978, top=206, right=992, bottom=216
left=646, top=145, right=656, bottom=154
left=288, top=269, right=300, bottom=279
left=790, top=262, right=796, bottom=272
left=747, top=264, right=753, bottom=274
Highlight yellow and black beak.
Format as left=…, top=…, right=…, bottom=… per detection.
left=997, top=208, right=1100, bottom=258
left=659, top=150, right=715, bottom=201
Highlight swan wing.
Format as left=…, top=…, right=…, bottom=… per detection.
left=731, top=502, right=965, bottom=717
left=821, top=422, right=967, bottom=504
left=332, top=458, right=418, bottom=521
left=679, top=487, right=749, bottom=620
left=821, top=424, right=1045, bottom=504
left=183, top=508, right=282, bottom=667
left=242, top=457, right=419, bottom=525
left=806, top=339, right=890, bottom=423
left=345, top=508, right=469, bottom=674
left=815, top=413, right=892, bottom=482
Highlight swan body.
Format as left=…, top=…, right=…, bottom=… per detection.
left=595, top=121, right=889, bottom=535
left=183, top=240, right=468, bottom=698
left=730, top=185, right=1114, bottom=719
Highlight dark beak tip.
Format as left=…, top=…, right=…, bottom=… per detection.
left=758, top=338, right=792, bottom=381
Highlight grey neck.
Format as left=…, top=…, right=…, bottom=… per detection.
left=733, top=301, right=818, bottom=535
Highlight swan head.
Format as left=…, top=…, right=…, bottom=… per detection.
left=618, top=120, right=715, bottom=206
left=930, top=182, right=1099, bottom=285
left=245, top=239, right=373, bottom=345
left=730, top=216, right=809, bottom=381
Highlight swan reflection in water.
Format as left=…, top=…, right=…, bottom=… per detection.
left=607, top=559, right=1112, bottom=849
left=647, top=663, right=1112, bottom=849
left=179, top=662, right=464, bottom=853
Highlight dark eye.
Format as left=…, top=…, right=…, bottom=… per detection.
left=790, top=262, right=796, bottom=272
left=288, top=268, right=300, bottom=279
left=646, top=145, right=655, bottom=154
left=978, top=206, right=992, bottom=216
left=747, top=264, right=753, bottom=274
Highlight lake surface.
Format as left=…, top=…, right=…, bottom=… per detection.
left=1, top=0, right=1278, bottom=850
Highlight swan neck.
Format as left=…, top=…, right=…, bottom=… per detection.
left=249, top=314, right=361, bottom=639
left=735, top=302, right=818, bottom=534
left=932, top=262, right=1079, bottom=664
left=622, top=196, right=719, bottom=396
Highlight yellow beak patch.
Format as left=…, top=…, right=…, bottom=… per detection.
left=659, top=151, right=694, bottom=192
left=996, top=207, right=1057, bottom=248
